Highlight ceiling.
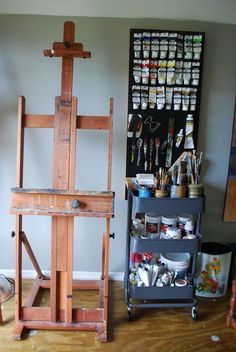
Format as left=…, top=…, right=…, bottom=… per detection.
left=0, top=0, right=235, bottom=25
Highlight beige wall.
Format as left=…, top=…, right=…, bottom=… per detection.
left=0, top=15, right=235, bottom=275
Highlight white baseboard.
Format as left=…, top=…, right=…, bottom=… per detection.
left=0, top=269, right=124, bottom=281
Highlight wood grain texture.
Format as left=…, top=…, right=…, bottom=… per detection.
left=223, top=178, right=236, bottom=221
left=1, top=280, right=236, bottom=351
left=10, top=190, right=114, bottom=217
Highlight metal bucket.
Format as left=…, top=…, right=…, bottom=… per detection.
left=196, top=242, right=232, bottom=297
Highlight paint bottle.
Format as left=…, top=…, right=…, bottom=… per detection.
left=184, top=219, right=194, bottom=235
left=160, top=215, right=177, bottom=239
left=145, top=213, right=161, bottom=239
left=178, top=214, right=193, bottom=236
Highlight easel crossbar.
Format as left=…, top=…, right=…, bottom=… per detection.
left=23, top=114, right=112, bottom=130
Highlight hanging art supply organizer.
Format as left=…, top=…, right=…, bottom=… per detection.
left=126, top=28, right=205, bottom=177
left=10, top=22, right=115, bottom=342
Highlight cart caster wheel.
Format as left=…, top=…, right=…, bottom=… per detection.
left=126, top=310, right=132, bottom=321
left=191, top=307, right=198, bottom=321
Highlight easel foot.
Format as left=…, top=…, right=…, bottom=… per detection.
left=97, top=323, right=107, bottom=342
left=12, top=322, right=26, bottom=341
left=226, top=315, right=236, bottom=329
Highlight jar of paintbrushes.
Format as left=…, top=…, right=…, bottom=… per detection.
left=154, top=167, right=170, bottom=197
left=187, top=151, right=204, bottom=198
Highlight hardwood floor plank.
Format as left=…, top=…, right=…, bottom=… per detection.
left=0, top=280, right=235, bottom=351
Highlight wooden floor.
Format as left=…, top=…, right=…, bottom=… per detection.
left=0, top=280, right=236, bottom=352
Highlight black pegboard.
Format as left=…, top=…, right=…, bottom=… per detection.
left=126, top=29, right=205, bottom=177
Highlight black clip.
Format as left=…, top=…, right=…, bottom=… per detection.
left=11, top=231, right=15, bottom=238
left=109, top=233, right=115, bottom=239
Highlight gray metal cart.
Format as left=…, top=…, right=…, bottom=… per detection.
left=124, top=188, right=205, bottom=321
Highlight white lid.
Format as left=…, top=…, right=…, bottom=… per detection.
left=145, top=213, right=161, bottom=222
left=175, top=279, right=187, bottom=287
left=161, top=253, right=190, bottom=265
left=161, top=215, right=177, bottom=225
left=178, top=214, right=192, bottom=222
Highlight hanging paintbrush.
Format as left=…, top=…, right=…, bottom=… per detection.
left=165, top=117, right=175, bottom=167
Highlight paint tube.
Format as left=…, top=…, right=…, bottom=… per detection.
left=160, top=39, right=168, bottom=59
left=173, top=87, right=182, bottom=110
left=183, top=69, right=191, bottom=85
left=190, top=88, right=197, bottom=111
left=177, top=34, right=184, bottom=58
left=133, top=34, right=142, bottom=58
left=175, top=129, right=184, bottom=148
left=151, top=32, right=159, bottom=58
left=158, top=60, right=167, bottom=84
left=133, top=59, right=142, bottom=83
left=175, top=60, right=183, bottom=84
left=184, top=35, right=193, bottom=60
left=167, top=68, right=175, bottom=85
left=158, top=68, right=166, bottom=84
left=138, top=266, right=151, bottom=286
left=132, top=85, right=141, bottom=110
left=152, top=264, right=159, bottom=286
left=159, top=33, right=168, bottom=59
left=141, top=86, right=149, bottom=110
left=142, top=32, right=151, bottom=58
left=184, top=114, right=194, bottom=149
left=156, top=86, right=165, bottom=110
left=150, top=71, right=157, bottom=85
left=149, top=87, right=157, bottom=109
left=142, top=59, right=149, bottom=84
left=168, top=35, right=177, bottom=59
left=193, top=34, right=202, bottom=60
left=165, top=87, right=173, bottom=110
left=149, top=60, right=158, bottom=84
left=191, top=67, right=200, bottom=86
left=182, top=87, right=191, bottom=111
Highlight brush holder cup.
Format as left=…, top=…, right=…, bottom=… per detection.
left=188, top=183, right=204, bottom=198
left=170, top=185, right=186, bottom=198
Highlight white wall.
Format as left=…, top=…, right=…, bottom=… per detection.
left=0, top=0, right=235, bottom=24
left=0, top=15, right=235, bottom=275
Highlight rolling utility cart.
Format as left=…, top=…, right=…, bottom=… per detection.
left=124, top=186, right=205, bottom=321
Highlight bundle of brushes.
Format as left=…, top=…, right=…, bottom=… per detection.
left=154, top=167, right=171, bottom=191
left=187, top=150, right=203, bottom=184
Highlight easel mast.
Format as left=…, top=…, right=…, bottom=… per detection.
left=11, top=22, right=114, bottom=342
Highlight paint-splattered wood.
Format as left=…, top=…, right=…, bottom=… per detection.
left=10, top=189, right=114, bottom=217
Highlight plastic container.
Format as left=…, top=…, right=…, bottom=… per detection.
left=160, top=215, right=177, bottom=239
left=170, top=185, right=186, bottom=198
left=196, top=242, right=232, bottom=297
left=145, top=213, right=161, bottom=239
left=184, top=220, right=193, bottom=235
left=160, top=252, right=190, bottom=278
left=139, top=186, right=152, bottom=198
left=178, top=214, right=193, bottom=231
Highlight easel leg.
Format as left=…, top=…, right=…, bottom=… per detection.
left=0, top=293, right=3, bottom=324
left=21, top=231, right=45, bottom=279
left=12, top=215, right=24, bottom=340
left=97, top=219, right=110, bottom=342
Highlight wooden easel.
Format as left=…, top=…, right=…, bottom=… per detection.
left=10, top=21, right=115, bottom=342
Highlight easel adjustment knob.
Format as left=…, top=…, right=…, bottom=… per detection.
left=71, top=199, right=81, bottom=209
